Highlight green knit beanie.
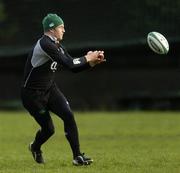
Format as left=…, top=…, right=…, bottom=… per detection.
left=42, top=13, right=64, bottom=31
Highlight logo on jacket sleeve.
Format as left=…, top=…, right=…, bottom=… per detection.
left=73, top=58, right=81, bottom=65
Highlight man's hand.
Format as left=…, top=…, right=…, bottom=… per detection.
left=85, top=50, right=106, bottom=67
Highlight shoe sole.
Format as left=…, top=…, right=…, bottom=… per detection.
left=73, top=159, right=93, bottom=166
left=84, top=159, right=93, bottom=165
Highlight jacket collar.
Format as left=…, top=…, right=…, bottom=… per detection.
left=44, top=34, right=59, bottom=44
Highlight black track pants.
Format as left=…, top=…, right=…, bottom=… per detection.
left=21, top=85, right=80, bottom=158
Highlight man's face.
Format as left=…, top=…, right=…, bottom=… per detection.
left=52, top=24, right=65, bottom=41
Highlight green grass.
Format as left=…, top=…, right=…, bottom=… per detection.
left=1, top=111, right=180, bottom=173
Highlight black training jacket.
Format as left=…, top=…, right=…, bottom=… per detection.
left=22, top=35, right=90, bottom=90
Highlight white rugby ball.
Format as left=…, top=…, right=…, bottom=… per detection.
left=147, top=31, right=169, bottom=54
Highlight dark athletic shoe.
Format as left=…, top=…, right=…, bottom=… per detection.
left=29, top=142, right=45, bottom=164
left=73, top=153, right=93, bottom=166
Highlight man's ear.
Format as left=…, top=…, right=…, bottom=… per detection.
left=49, top=29, right=54, bottom=33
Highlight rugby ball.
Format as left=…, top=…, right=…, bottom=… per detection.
left=147, top=32, right=169, bottom=54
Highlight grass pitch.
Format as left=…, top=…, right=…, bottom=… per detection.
left=1, top=111, right=180, bottom=173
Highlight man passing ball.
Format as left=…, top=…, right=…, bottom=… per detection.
left=21, top=13, right=105, bottom=166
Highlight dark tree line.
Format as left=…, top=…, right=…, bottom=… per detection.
left=0, top=0, right=180, bottom=47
